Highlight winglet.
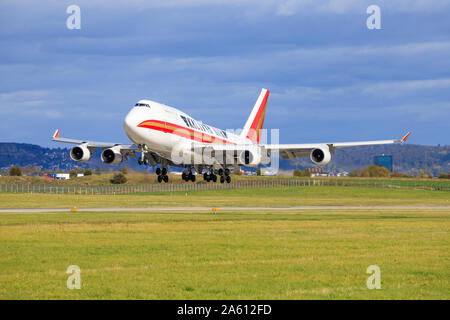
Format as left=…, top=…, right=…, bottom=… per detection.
left=401, top=131, right=411, bottom=143
left=52, top=129, right=60, bottom=139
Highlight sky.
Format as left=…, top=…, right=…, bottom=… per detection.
left=0, top=0, right=449, bottom=147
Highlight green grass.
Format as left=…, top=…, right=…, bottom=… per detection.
left=1, top=186, right=448, bottom=299
left=1, top=173, right=449, bottom=189
left=0, top=186, right=449, bottom=209
left=0, top=209, right=448, bottom=299
left=330, top=177, right=450, bottom=189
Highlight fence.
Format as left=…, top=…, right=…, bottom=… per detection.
left=0, top=179, right=448, bottom=195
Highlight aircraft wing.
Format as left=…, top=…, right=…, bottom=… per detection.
left=51, top=129, right=138, bottom=151
left=265, top=132, right=411, bottom=161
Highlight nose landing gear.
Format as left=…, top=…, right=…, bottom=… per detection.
left=138, top=148, right=150, bottom=166
left=138, top=155, right=145, bottom=165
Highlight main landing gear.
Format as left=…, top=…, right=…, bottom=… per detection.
left=204, top=168, right=231, bottom=183
left=203, top=168, right=217, bottom=183
left=182, top=168, right=196, bottom=182
left=156, top=167, right=169, bottom=183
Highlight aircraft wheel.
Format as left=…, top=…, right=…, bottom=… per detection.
left=220, top=176, right=225, bottom=184
left=226, top=175, right=231, bottom=183
left=218, top=168, right=224, bottom=176
left=157, top=175, right=163, bottom=183
left=203, top=173, right=208, bottom=180
left=156, top=167, right=161, bottom=175
left=138, top=159, right=143, bottom=165
left=224, top=168, right=230, bottom=176
left=162, top=167, right=167, bottom=175
left=184, top=172, right=192, bottom=181
left=212, top=174, right=217, bottom=182
left=206, top=174, right=211, bottom=182
left=163, top=175, right=169, bottom=183
left=190, top=174, right=196, bottom=182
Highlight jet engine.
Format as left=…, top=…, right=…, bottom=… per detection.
left=70, top=145, right=91, bottom=162
left=310, top=145, right=332, bottom=165
left=101, top=147, right=123, bottom=165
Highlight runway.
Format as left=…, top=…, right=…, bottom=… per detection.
left=1, top=206, right=449, bottom=213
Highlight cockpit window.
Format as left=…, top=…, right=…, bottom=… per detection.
left=134, top=103, right=150, bottom=107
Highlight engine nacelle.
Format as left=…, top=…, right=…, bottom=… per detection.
left=70, top=145, right=91, bottom=162
left=101, top=147, right=123, bottom=165
left=310, top=145, right=332, bottom=165
left=238, top=148, right=261, bottom=166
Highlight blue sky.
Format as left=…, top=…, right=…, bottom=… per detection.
left=0, top=0, right=449, bottom=147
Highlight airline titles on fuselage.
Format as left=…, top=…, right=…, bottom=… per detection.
left=180, top=115, right=228, bottom=139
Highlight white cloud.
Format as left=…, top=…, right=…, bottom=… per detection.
left=89, top=0, right=450, bottom=13
left=363, top=78, right=450, bottom=96
left=0, top=90, right=62, bottom=118
left=0, top=90, right=51, bottom=103
left=136, top=0, right=450, bottom=15
left=275, top=0, right=450, bottom=15
left=3, top=0, right=449, bottom=20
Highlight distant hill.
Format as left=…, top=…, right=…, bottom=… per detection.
left=0, top=143, right=131, bottom=173
left=0, top=142, right=448, bottom=175
left=279, top=144, right=449, bottom=176
left=0, top=143, right=76, bottom=171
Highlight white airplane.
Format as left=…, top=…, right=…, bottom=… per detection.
left=52, top=89, right=410, bottom=183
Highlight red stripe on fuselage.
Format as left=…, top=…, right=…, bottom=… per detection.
left=137, top=120, right=235, bottom=144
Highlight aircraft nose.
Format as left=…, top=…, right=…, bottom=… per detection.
left=123, top=109, right=139, bottom=132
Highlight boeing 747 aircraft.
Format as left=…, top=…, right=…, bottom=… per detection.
left=52, top=89, right=410, bottom=183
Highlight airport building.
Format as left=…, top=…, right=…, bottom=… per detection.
left=309, top=167, right=330, bottom=177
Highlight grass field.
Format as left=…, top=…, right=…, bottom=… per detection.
left=0, top=186, right=448, bottom=299
left=1, top=173, right=449, bottom=189
left=0, top=208, right=448, bottom=299
left=0, top=186, right=449, bottom=209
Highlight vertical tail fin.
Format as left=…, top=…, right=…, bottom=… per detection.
left=240, top=88, right=269, bottom=144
